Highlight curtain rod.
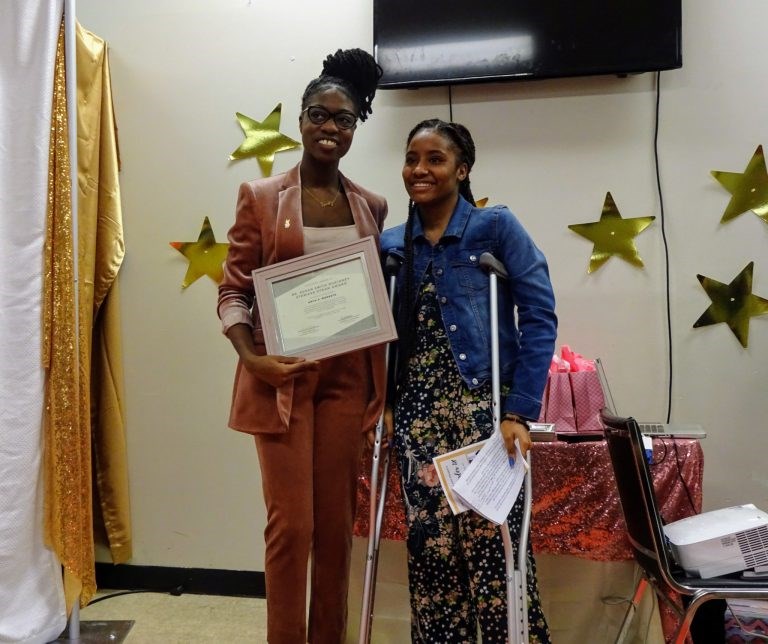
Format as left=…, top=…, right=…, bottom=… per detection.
left=63, top=0, right=80, bottom=637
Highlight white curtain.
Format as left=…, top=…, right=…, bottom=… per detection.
left=0, top=1, right=68, bottom=642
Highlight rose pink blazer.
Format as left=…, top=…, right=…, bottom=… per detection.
left=218, top=164, right=388, bottom=434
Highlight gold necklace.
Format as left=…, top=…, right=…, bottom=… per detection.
left=302, top=181, right=341, bottom=208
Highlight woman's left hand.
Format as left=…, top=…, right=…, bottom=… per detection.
left=500, top=418, right=532, bottom=458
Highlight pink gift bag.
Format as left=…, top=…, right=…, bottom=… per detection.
left=570, top=370, right=605, bottom=433
left=544, top=372, right=577, bottom=433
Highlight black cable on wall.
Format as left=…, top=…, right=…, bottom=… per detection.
left=653, top=70, right=674, bottom=424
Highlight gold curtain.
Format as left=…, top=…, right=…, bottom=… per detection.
left=43, top=22, right=130, bottom=612
left=76, top=23, right=131, bottom=567
left=43, top=23, right=93, bottom=613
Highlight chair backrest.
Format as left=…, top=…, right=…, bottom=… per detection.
left=601, top=409, right=678, bottom=590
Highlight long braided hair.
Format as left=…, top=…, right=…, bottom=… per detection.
left=395, top=119, right=478, bottom=390
left=301, top=48, right=383, bottom=122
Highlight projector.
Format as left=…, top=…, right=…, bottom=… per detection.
left=663, top=504, right=768, bottom=578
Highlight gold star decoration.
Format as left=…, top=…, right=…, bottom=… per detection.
left=169, top=216, right=229, bottom=289
left=229, top=103, right=301, bottom=177
left=475, top=197, right=489, bottom=208
left=711, top=145, right=768, bottom=225
left=568, top=192, right=656, bottom=273
left=693, top=262, right=768, bottom=348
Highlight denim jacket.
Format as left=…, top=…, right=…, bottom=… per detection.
left=380, top=196, right=557, bottom=420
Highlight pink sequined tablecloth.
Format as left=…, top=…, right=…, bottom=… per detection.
left=354, top=438, right=703, bottom=562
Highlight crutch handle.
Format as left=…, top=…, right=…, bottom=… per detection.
left=479, top=252, right=509, bottom=280
left=384, top=253, right=402, bottom=277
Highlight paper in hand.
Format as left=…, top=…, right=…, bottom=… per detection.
left=452, top=431, right=528, bottom=525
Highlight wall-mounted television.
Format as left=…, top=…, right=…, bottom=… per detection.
left=373, top=1, right=682, bottom=88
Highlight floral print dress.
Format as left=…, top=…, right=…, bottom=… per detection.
left=393, top=269, right=551, bottom=644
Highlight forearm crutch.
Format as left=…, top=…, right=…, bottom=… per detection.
left=359, top=254, right=401, bottom=644
left=479, top=252, right=533, bottom=644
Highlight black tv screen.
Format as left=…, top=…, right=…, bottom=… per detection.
left=373, top=1, right=682, bottom=88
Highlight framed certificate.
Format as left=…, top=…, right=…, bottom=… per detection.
left=252, top=235, right=398, bottom=361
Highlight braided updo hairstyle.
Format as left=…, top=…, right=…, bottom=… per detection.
left=301, top=48, right=383, bottom=122
left=395, top=119, right=478, bottom=387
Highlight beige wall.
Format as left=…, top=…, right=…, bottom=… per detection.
left=77, top=0, right=768, bottom=571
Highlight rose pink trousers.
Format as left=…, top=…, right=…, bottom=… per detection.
left=254, top=350, right=370, bottom=644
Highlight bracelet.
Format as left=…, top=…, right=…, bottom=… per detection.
left=502, top=413, right=531, bottom=430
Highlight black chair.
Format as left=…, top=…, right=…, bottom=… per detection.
left=601, top=409, right=768, bottom=644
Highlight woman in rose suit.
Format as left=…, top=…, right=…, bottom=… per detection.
left=217, top=49, right=387, bottom=644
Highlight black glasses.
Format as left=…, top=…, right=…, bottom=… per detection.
left=302, top=105, right=358, bottom=130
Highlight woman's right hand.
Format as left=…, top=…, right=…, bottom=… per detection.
left=366, top=405, right=394, bottom=449
left=242, top=353, right=319, bottom=388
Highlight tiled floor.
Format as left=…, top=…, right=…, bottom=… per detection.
left=66, top=591, right=268, bottom=643
left=52, top=582, right=767, bottom=643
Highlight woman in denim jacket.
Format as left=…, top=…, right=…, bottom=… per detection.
left=380, top=119, right=556, bottom=643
